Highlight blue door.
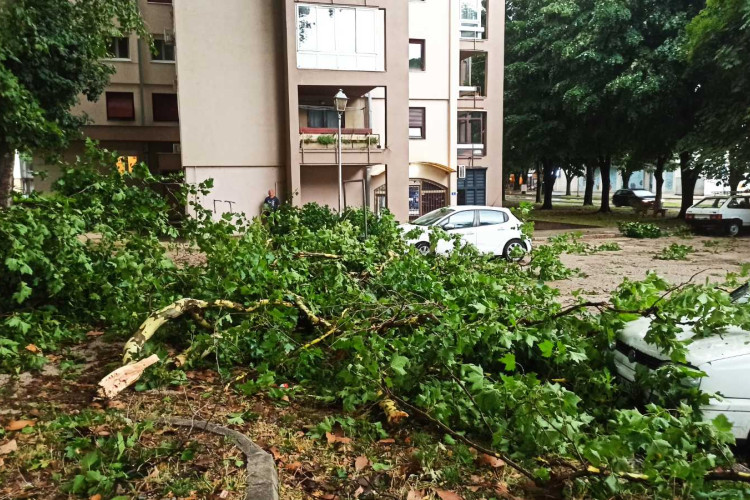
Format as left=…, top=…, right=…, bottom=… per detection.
left=458, top=168, right=487, bottom=205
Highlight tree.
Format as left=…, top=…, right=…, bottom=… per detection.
left=0, top=0, right=145, bottom=208
left=583, top=162, right=597, bottom=206
left=560, top=160, right=585, bottom=196
left=688, top=0, right=750, bottom=157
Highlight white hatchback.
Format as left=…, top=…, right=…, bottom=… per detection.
left=613, top=284, right=750, bottom=441
left=399, top=206, right=531, bottom=259
left=686, top=195, right=750, bottom=236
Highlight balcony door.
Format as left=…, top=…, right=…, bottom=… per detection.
left=458, top=168, right=486, bottom=206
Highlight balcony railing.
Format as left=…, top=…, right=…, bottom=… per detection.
left=458, top=144, right=485, bottom=157
left=300, top=128, right=381, bottom=151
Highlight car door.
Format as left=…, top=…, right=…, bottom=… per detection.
left=475, top=209, right=511, bottom=254
left=726, top=196, right=750, bottom=224
left=437, top=210, right=477, bottom=253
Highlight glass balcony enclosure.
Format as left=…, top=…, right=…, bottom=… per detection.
left=296, top=4, right=385, bottom=71
left=458, top=111, right=486, bottom=156
left=460, top=0, right=487, bottom=40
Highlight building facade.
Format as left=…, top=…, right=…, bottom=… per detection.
left=23, top=0, right=505, bottom=222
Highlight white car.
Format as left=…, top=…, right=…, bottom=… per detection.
left=613, top=284, right=750, bottom=441
left=399, top=206, right=532, bottom=259
left=686, top=195, right=750, bottom=236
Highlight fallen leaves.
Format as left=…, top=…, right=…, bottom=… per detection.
left=325, top=432, right=352, bottom=445
left=0, top=439, right=18, bottom=455
left=4, top=420, right=35, bottom=432
left=477, top=453, right=506, bottom=469
left=434, top=489, right=463, bottom=500
left=89, top=494, right=102, bottom=500
left=406, top=490, right=425, bottom=500
left=25, top=344, right=40, bottom=353
left=284, top=461, right=303, bottom=472
left=354, top=455, right=370, bottom=471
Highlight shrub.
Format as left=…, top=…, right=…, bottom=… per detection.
left=655, top=243, right=694, bottom=260
left=618, top=222, right=663, bottom=238
left=316, top=134, right=335, bottom=146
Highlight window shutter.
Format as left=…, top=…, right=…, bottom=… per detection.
left=409, top=108, right=424, bottom=128
left=106, top=92, right=135, bottom=120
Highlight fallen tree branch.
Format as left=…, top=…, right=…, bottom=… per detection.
left=295, top=252, right=342, bottom=260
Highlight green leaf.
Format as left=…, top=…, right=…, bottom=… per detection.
left=712, top=414, right=733, bottom=434
left=538, top=340, right=555, bottom=358
left=500, top=353, right=516, bottom=372
left=390, top=355, right=409, bottom=376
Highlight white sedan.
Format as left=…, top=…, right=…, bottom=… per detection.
left=399, top=206, right=531, bottom=259
left=613, top=284, right=750, bottom=441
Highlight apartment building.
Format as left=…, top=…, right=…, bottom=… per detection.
left=24, top=0, right=504, bottom=222
left=29, top=0, right=180, bottom=192
left=176, top=0, right=503, bottom=221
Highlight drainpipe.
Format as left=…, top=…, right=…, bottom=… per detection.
left=366, top=92, right=373, bottom=130
left=135, top=0, right=146, bottom=127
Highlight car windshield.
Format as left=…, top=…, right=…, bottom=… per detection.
left=632, top=190, right=654, bottom=197
left=694, top=198, right=727, bottom=208
left=731, top=283, right=749, bottom=305
left=413, top=208, right=455, bottom=226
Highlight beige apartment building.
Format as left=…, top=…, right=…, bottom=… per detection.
left=25, top=0, right=504, bottom=222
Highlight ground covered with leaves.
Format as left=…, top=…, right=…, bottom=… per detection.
left=2, top=145, right=750, bottom=499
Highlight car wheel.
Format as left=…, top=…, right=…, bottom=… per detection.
left=727, top=220, right=742, bottom=237
left=503, top=239, right=526, bottom=261
left=415, top=242, right=431, bottom=256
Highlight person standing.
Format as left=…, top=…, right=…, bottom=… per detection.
left=264, top=189, right=280, bottom=213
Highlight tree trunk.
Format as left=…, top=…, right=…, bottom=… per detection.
left=621, top=170, right=632, bottom=190
left=598, top=156, right=612, bottom=213
left=535, top=163, right=542, bottom=203
left=541, top=159, right=555, bottom=210
left=729, top=162, right=744, bottom=194
left=678, top=151, right=699, bottom=219
left=0, top=145, right=14, bottom=209
left=654, top=155, right=666, bottom=210
left=583, top=163, right=595, bottom=206
left=564, top=171, right=573, bottom=196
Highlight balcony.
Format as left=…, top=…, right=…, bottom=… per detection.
left=458, top=111, right=486, bottom=158
left=459, top=51, right=487, bottom=109
left=298, top=85, right=386, bottom=166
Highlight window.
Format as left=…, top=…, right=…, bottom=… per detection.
left=152, top=39, right=175, bottom=62
left=460, top=0, right=486, bottom=39
left=728, top=197, right=750, bottom=209
left=308, top=109, right=342, bottom=128
left=409, top=107, right=425, bottom=139
left=409, top=39, right=425, bottom=70
left=107, top=37, right=130, bottom=59
left=106, top=92, right=135, bottom=120
left=479, top=210, right=507, bottom=226
left=444, top=210, right=475, bottom=229
left=152, top=93, right=179, bottom=122
left=458, top=111, right=486, bottom=155
left=296, top=4, right=385, bottom=71
left=148, top=0, right=172, bottom=4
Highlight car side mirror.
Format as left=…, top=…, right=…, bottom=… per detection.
left=442, top=224, right=455, bottom=230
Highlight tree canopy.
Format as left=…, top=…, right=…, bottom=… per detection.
left=0, top=0, right=145, bottom=207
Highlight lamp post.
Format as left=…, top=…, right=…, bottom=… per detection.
left=334, top=89, right=348, bottom=213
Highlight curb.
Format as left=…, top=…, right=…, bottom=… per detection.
left=167, top=417, right=279, bottom=500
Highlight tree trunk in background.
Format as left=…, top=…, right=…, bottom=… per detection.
left=0, top=145, right=14, bottom=209
left=621, top=170, right=632, bottom=190
left=729, top=162, right=744, bottom=194
left=598, top=156, right=612, bottom=213
left=678, top=151, right=699, bottom=219
left=563, top=169, right=573, bottom=196
left=541, top=159, right=555, bottom=210
left=535, top=162, right=542, bottom=203
left=583, top=163, right=595, bottom=206
left=654, top=155, right=666, bottom=210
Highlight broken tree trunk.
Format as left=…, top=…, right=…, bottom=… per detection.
left=97, top=354, right=160, bottom=399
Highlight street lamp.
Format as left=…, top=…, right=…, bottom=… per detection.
left=334, top=89, right=348, bottom=212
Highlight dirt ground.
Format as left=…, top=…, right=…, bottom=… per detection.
left=537, top=229, right=749, bottom=304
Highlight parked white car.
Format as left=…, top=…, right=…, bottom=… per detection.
left=613, top=284, right=750, bottom=441
left=399, top=206, right=532, bottom=259
left=686, top=195, right=750, bottom=236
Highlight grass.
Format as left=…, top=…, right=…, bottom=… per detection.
left=506, top=198, right=688, bottom=229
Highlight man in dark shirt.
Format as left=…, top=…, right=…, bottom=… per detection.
left=264, top=189, right=280, bottom=212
